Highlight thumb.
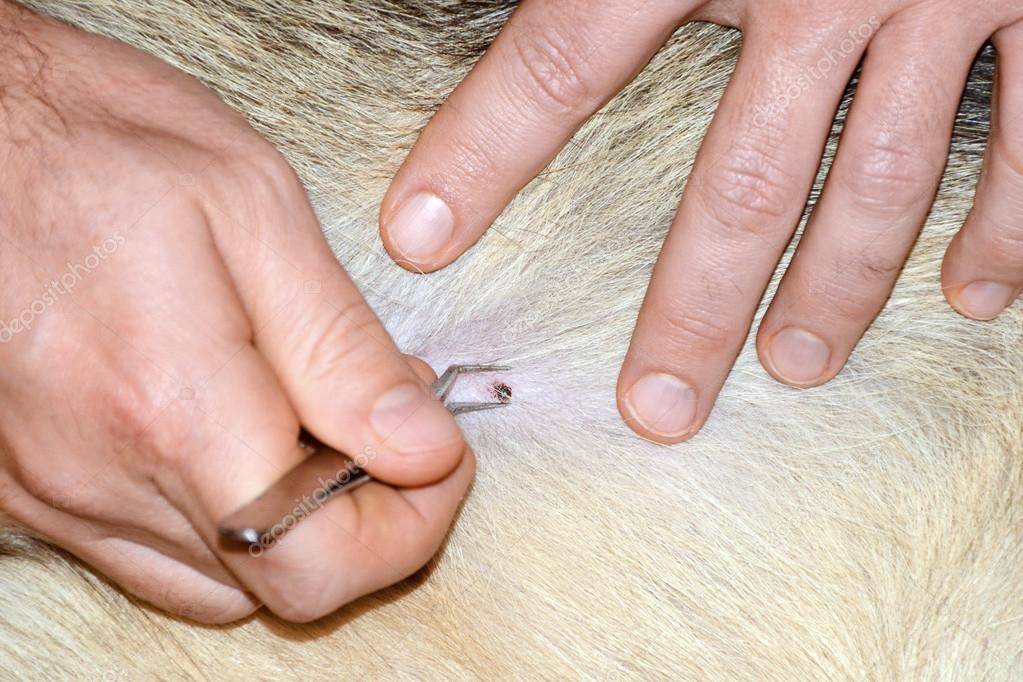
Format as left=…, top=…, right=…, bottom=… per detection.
left=203, top=154, right=466, bottom=486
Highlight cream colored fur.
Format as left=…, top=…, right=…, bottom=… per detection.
left=1, top=2, right=1021, bottom=679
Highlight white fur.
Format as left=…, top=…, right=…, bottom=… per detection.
left=1, top=2, right=1020, bottom=679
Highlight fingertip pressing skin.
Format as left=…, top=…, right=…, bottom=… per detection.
left=618, top=372, right=701, bottom=444
left=759, top=327, right=834, bottom=388
left=380, top=190, right=456, bottom=272
left=945, top=280, right=1019, bottom=321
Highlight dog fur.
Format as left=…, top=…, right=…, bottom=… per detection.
left=1, top=1, right=1020, bottom=679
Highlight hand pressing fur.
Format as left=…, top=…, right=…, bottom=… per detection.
left=380, top=0, right=1023, bottom=443
left=0, top=3, right=473, bottom=623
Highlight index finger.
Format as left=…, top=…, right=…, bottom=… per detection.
left=379, top=0, right=687, bottom=272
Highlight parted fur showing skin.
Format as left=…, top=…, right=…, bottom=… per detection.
left=1, top=2, right=1021, bottom=679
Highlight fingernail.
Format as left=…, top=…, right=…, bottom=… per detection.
left=957, top=281, right=1014, bottom=320
left=385, top=191, right=454, bottom=262
left=767, top=327, right=831, bottom=386
left=371, top=383, right=461, bottom=454
left=624, top=373, right=698, bottom=439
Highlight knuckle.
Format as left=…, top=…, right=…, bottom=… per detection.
left=299, top=298, right=383, bottom=385
left=106, top=385, right=160, bottom=443
left=974, top=211, right=1023, bottom=258
left=143, top=421, right=216, bottom=473
left=446, top=132, right=502, bottom=191
left=805, top=275, right=878, bottom=320
left=838, top=138, right=938, bottom=214
left=17, top=466, right=81, bottom=513
left=215, top=145, right=305, bottom=216
left=698, top=144, right=796, bottom=237
left=106, top=379, right=181, bottom=464
left=508, top=21, right=595, bottom=115
left=655, top=308, right=734, bottom=356
left=994, top=140, right=1023, bottom=187
left=259, top=567, right=339, bottom=623
left=853, top=250, right=904, bottom=283
left=990, top=226, right=1023, bottom=256
left=99, top=371, right=208, bottom=474
left=239, top=151, right=302, bottom=202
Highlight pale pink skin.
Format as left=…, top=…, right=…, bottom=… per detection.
left=379, top=0, right=1023, bottom=444
left=0, top=5, right=473, bottom=623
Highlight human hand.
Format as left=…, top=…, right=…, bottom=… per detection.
left=379, top=0, right=1023, bottom=443
left=0, top=4, right=472, bottom=623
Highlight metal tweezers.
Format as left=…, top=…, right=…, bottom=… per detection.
left=218, top=364, right=510, bottom=545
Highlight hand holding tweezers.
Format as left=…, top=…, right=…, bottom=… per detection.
left=218, top=364, right=510, bottom=545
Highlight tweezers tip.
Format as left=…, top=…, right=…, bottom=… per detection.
left=448, top=401, right=512, bottom=415
left=453, top=364, right=511, bottom=373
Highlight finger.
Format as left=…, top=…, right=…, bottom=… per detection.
left=943, top=21, right=1023, bottom=320
left=46, top=467, right=243, bottom=587
left=157, top=344, right=476, bottom=623
left=759, top=14, right=986, bottom=386
left=67, top=538, right=258, bottom=623
left=379, top=0, right=687, bottom=272
left=403, top=354, right=438, bottom=385
left=257, top=443, right=477, bottom=615
left=200, top=156, right=463, bottom=487
left=618, top=22, right=867, bottom=443
left=1, top=486, right=257, bottom=624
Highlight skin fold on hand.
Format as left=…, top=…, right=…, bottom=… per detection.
left=0, top=3, right=474, bottom=623
left=379, top=0, right=1023, bottom=444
